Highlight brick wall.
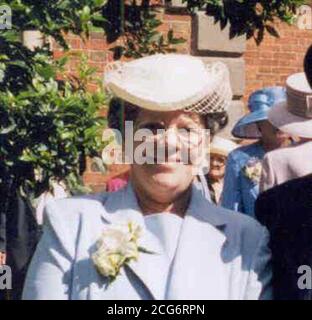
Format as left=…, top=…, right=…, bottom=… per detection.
left=52, top=8, right=312, bottom=190
left=245, top=21, right=312, bottom=103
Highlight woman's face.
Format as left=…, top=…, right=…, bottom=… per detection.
left=208, top=153, right=227, bottom=181
left=130, top=109, right=207, bottom=202
left=257, top=120, right=290, bottom=148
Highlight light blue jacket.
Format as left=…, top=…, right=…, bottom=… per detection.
left=221, top=143, right=265, bottom=217
left=22, top=182, right=272, bottom=300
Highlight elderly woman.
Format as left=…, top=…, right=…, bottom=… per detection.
left=221, top=87, right=291, bottom=217
left=205, top=137, right=238, bottom=204
left=22, top=54, right=271, bottom=300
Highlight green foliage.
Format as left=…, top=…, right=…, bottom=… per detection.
left=0, top=0, right=111, bottom=201
left=3, top=0, right=108, bottom=49
left=0, top=50, right=107, bottom=199
left=1, top=0, right=186, bottom=56
left=101, top=0, right=186, bottom=59
left=184, top=0, right=306, bottom=44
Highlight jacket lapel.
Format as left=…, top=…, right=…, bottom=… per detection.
left=166, top=185, right=229, bottom=300
left=100, top=183, right=170, bottom=300
left=99, top=183, right=230, bottom=300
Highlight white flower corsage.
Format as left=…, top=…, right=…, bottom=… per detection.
left=242, top=157, right=262, bottom=184
left=92, top=221, right=152, bottom=284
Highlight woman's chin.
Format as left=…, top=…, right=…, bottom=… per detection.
left=133, top=163, right=193, bottom=194
left=209, top=172, right=224, bottom=181
left=150, top=171, right=191, bottom=193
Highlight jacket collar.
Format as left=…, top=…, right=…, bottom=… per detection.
left=186, top=182, right=227, bottom=228
left=166, top=185, right=229, bottom=299
left=100, top=182, right=169, bottom=299
left=101, top=180, right=227, bottom=229
left=100, top=181, right=228, bottom=299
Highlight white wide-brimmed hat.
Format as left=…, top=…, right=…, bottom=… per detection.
left=210, top=136, right=238, bottom=157
left=268, top=72, right=312, bottom=138
left=104, top=54, right=232, bottom=114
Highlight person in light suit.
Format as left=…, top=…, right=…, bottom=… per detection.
left=260, top=47, right=312, bottom=192
left=259, top=139, right=312, bottom=192
left=22, top=54, right=272, bottom=300
left=255, top=49, right=312, bottom=300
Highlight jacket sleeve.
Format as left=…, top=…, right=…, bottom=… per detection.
left=259, top=154, right=275, bottom=193
left=22, top=201, right=75, bottom=300
left=0, top=208, right=6, bottom=253
left=244, top=226, right=272, bottom=300
left=221, top=153, right=244, bottom=212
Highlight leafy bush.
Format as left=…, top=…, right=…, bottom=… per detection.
left=184, top=0, right=306, bottom=43
left=102, top=1, right=186, bottom=59
left=7, top=0, right=108, bottom=49
left=0, top=47, right=107, bottom=202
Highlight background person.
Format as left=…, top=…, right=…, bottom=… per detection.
left=205, top=136, right=238, bottom=204
left=256, top=173, right=312, bottom=300
left=0, top=189, right=39, bottom=300
left=255, top=69, right=312, bottom=300
left=106, top=171, right=129, bottom=192
left=260, top=62, right=312, bottom=192
left=304, top=44, right=312, bottom=87
left=221, top=87, right=290, bottom=217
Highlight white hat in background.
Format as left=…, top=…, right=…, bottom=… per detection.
left=104, top=54, right=232, bottom=115
left=210, top=136, right=238, bottom=157
left=268, top=72, right=312, bottom=138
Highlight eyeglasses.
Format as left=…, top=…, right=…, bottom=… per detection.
left=134, top=123, right=209, bottom=147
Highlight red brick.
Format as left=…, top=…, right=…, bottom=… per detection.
left=68, top=38, right=81, bottom=49
left=90, top=51, right=107, bottom=62
left=90, top=31, right=106, bottom=39
left=90, top=39, right=107, bottom=51
left=273, top=52, right=296, bottom=60
left=163, top=14, right=191, bottom=22
left=260, top=52, right=274, bottom=59
left=258, top=66, right=272, bottom=73
left=53, top=51, right=64, bottom=59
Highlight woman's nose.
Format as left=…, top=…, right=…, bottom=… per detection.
left=211, top=159, right=221, bottom=167
left=164, top=128, right=180, bottom=149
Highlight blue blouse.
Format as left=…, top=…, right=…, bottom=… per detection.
left=221, top=142, right=265, bottom=218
